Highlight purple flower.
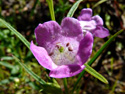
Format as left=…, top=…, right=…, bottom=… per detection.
left=78, top=8, right=109, bottom=38
left=30, top=17, right=93, bottom=78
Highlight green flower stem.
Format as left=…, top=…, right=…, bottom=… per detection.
left=72, top=29, right=124, bottom=94
left=46, top=0, right=55, bottom=21
left=63, top=78, right=68, bottom=94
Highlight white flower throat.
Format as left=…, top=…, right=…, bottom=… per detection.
left=79, top=20, right=96, bottom=31
left=48, top=39, right=79, bottom=66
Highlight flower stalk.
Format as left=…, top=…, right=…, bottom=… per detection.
left=63, top=78, right=68, bottom=94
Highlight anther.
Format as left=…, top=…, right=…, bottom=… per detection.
left=68, top=47, right=73, bottom=51
left=56, top=45, right=60, bottom=49
left=49, top=52, right=53, bottom=56
left=66, top=43, right=70, bottom=47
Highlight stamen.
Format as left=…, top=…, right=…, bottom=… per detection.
left=68, top=47, right=73, bottom=51
left=50, top=40, right=78, bottom=65
left=66, top=43, right=70, bottom=47
left=56, top=44, right=64, bottom=53
left=49, top=52, right=53, bottom=56
left=56, top=45, right=60, bottom=49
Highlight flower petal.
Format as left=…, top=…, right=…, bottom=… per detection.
left=77, top=8, right=92, bottom=21
left=79, top=20, right=96, bottom=31
left=92, top=26, right=110, bottom=38
left=78, top=32, right=93, bottom=65
left=61, top=17, right=83, bottom=39
left=92, top=15, right=103, bottom=26
left=49, top=64, right=85, bottom=78
left=35, top=21, right=62, bottom=48
left=30, top=41, right=57, bottom=70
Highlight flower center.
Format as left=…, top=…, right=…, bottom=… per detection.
left=48, top=38, right=79, bottom=66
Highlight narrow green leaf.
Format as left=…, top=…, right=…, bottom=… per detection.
left=13, top=55, right=62, bottom=93
left=110, top=80, right=118, bottom=94
left=92, top=0, right=107, bottom=9
left=46, top=0, right=55, bottom=21
left=67, top=0, right=83, bottom=17
left=84, top=63, right=108, bottom=84
left=1, top=56, right=14, bottom=61
left=72, top=29, right=124, bottom=93
left=0, top=61, right=14, bottom=69
left=12, top=55, right=46, bottom=84
left=0, top=18, right=30, bottom=49
left=88, top=29, right=124, bottom=66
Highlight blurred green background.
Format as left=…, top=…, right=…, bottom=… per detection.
left=0, top=0, right=125, bottom=94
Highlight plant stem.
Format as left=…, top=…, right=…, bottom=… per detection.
left=63, top=78, right=68, bottom=94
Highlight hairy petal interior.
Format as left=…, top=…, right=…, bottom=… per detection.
left=48, top=37, right=80, bottom=66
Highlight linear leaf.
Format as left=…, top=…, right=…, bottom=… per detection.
left=88, top=29, right=124, bottom=66
left=0, top=61, right=14, bottom=69
left=13, top=55, right=46, bottom=84
left=46, top=0, right=55, bottom=21
left=67, top=0, right=83, bottom=17
left=84, top=63, right=108, bottom=84
left=92, top=0, right=107, bottom=9
left=1, top=56, right=14, bottom=61
left=0, top=18, right=30, bottom=49
left=13, top=55, right=62, bottom=93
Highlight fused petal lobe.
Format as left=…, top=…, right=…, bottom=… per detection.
left=35, top=21, right=62, bottom=47
left=92, top=26, right=109, bottom=38
left=30, top=41, right=57, bottom=70
left=78, top=32, right=93, bottom=65
left=79, top=20, right=96, bottom=31
left=77, top=8, right=92, bottom=21
left=49, top=64, right=85, bottom=78
left=61, top=17, right=83, bottom=39
left=92, top=15, right=103, bottom=26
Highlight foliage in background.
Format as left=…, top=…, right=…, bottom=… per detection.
left=0, top=0, right=125, bottom=94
